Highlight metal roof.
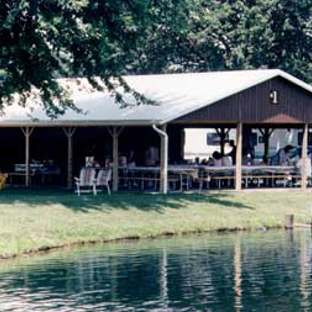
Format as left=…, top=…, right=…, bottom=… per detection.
left=1, top=69, right=311, bottom=126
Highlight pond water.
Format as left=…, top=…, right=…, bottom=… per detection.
left=0, top=230, right=312, bottom=311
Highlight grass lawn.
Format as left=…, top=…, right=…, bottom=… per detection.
left=0, top=189, right=311, bottom=258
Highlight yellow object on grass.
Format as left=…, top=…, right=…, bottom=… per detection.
left=0, top=174, right=8, bottom=190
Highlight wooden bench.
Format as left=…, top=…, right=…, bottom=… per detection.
left=210, top=175, right=235, bottom=188
left=242, top=174, right=300, bottom=187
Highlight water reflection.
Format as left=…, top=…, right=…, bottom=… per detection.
left=234, top=237, right=242, bottom=312
left=0, top=230, right=311, bottom=311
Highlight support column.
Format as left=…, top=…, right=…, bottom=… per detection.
left=108, top=127, right=124, bottom=192
left=113, top=127, right=119, bottom=192
left=63, top=127, right=76, bottom=189
left=152, top=124, right=168, bottom=194
left=160, top=125, right=168, bottom=194
left=264, top=129, right=270, bottom=159
left=301, top=123, right=308, bottom=190
left=21, top=127, right=34, bottom=187
left=180, top=128, right=185, bottom=161
left=235, top=122, right=242, bottom=191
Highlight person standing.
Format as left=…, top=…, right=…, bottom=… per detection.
left=226, top=140, right=236, bottom=165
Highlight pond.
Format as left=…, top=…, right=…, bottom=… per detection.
left=0, top=230, right=311, bottom=311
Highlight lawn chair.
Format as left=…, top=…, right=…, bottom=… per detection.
left=93, top=169, right=112, bottom=195
left=74, top=167, right=96, bottom=196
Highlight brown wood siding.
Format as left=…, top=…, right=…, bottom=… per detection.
left=174, top=77, right=312, bottom=124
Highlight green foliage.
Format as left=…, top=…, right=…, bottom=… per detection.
left=0, top=0, right=189, bottom=117
left=176, top=0, right=312, bottom=80
left=1, top=0, right=312, bottom=117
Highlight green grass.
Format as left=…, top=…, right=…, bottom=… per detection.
left=0, top=189, right=311, bottom=258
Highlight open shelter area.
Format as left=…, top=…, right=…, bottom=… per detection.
left=1, top=69, right=312, bottom=194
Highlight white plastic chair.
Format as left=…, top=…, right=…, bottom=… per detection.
left=93, top=169, right=112, bottom=195
left=74, top=168, right=96, bottom=196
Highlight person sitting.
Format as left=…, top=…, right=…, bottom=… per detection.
left=212, top=151, right=223, bottom=167
left=222, top=155, right=233, bottom=166
left=272, top=145, right=295, bottom=165
left=226, top=140, right=236, bottom=165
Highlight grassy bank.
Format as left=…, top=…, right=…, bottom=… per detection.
left=0, top=189, right=311, bottom=259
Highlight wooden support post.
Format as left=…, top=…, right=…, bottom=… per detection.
left=264, top=129, right=271, bottom=159
left=112, top=127, right=119, bottom=192
left=285, top=214, right=294, bottom=229
left=220, top=128, right=225, bottom=155
left=301, top=123, right=308, bottom=190
left=180, top=128, right=185, bottom=161
left=63, top=127, right=76, bottom=189
left=108, top=127, right=124, bottom=192
left=235, top=122, right=242, bottom=191
left=21, top=127, right=34, bottom=187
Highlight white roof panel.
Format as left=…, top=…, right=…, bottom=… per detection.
left=0, top=69, right=311, bottom=126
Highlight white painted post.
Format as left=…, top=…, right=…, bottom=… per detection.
left=152, top=124, right=168, bottom=194
left=21, top=127, right=35, bottom=187
left=235, top=122, right=242, bottom=191
left=21, top=127, right=34, bottom=187
left=160, top=125, right=168, bottom=194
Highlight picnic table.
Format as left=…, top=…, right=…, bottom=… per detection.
left=118, top=164, right=299, bottom=191
left=199, top=165, right=296, bottom=188
left=119, top=165, right=198, bottom=191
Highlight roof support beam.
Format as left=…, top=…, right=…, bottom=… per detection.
left=235, top=122, right=242, bottom=191
left=21, top=127, right=35, bottom=187
left=301, top=123, right=308, bottom=190
left=108, top=127, right=124, bottom=192
left=153, top=124, right=168, bottom=194
left=63, top=127, right=76, bottom=189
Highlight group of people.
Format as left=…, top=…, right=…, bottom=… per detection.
left=204, top=141, right=311, bottom=176
left=273, top=145, right=312, bottom=176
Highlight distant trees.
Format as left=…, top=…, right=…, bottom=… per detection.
left=163, top=0, right=312, bottom=82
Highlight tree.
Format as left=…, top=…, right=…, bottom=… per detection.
left=2, top=0, right=312, bottom=118
left=0, top=0, right=190, bottom=117
left=172, top=0, right=312, bottom=81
